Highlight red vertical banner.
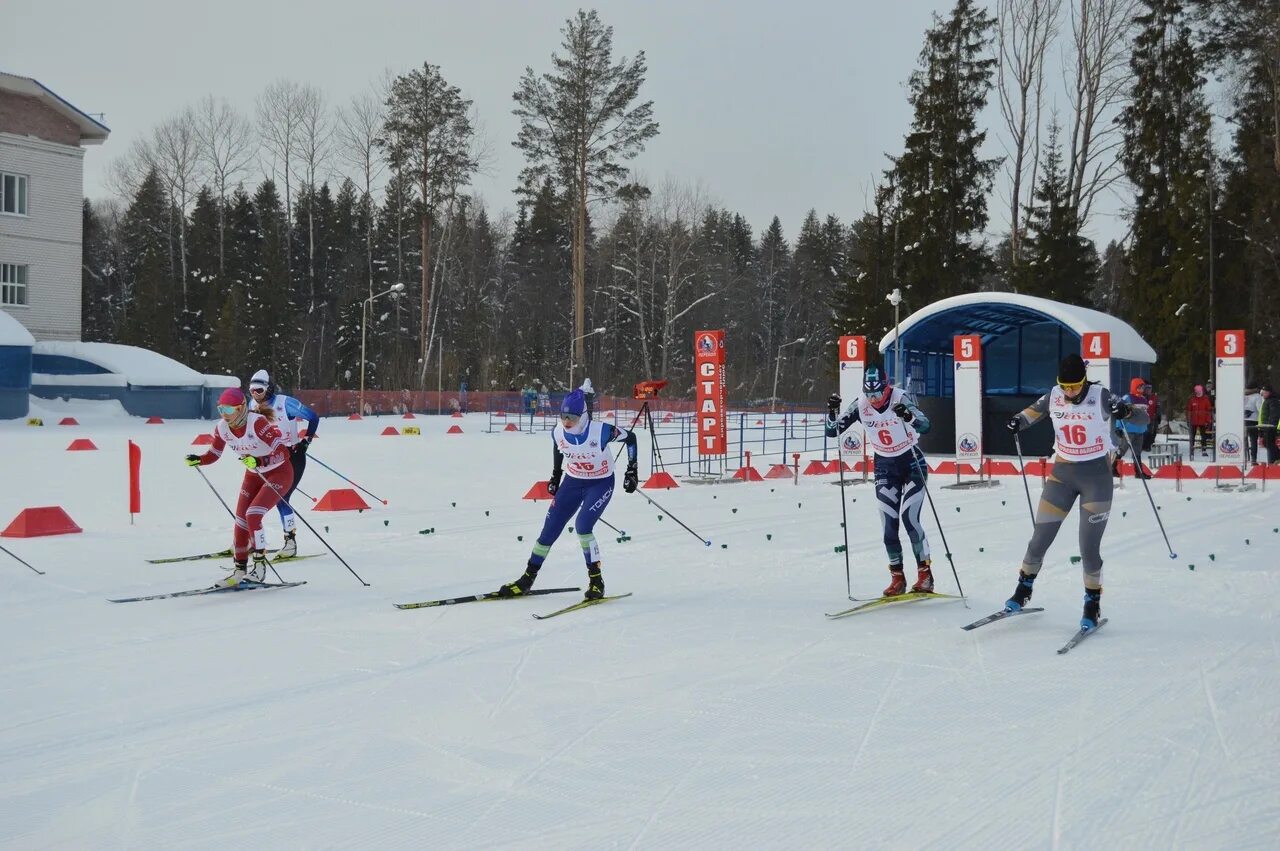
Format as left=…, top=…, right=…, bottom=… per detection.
left=128, top=440, right=142, bottom=516
left=694, top=330, right=727, bottom=455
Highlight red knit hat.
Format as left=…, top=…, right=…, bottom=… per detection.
left=218, top=387, right=246, bottom=407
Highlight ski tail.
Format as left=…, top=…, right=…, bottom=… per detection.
left=394, top=587, right=580, bottom=610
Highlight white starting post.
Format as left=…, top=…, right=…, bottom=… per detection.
left=837, top=335, right=867, bottom=471
left=953, top=335, right=983, bottom=474
left=1082, top=332, right=1111, bottom=389
left=1214, top=330, right=1246, bottom=467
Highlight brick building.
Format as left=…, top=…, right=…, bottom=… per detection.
left=0, top=71, right=109, bottom=341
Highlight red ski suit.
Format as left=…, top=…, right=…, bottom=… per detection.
left=194, top=413, right=294, bottom=561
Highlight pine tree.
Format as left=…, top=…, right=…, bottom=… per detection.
left=1017, top=120, right=1099, bottom=304
left=1120, top=0, right=1213, bottom=393
left=752, top=217, right=791, bottom=400
left=186, top=187, right=221, bottom=368
left=118, top=169, right=176, bottom=357
left=213, top=187, right=256, bottom=377
left=890, top=0, right=1001, bottom=304
left=513, top=9, right=659, bottom=370
left=251, top=180, right=299, bottom=383
left=81, top=200, right=116, bottom=342
left=835, top=180, right=899, bottom=361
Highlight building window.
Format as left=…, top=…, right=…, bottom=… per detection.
left=1, top=173, right=29, bottom=215
left=1, top=263, right=27, bottom=306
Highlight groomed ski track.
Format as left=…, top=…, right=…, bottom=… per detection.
left=1, top=408, right=1276, bottom=848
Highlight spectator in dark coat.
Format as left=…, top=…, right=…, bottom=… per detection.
left=1258, top=384, right=1279, bottom=465
left=1143, top=380, right=1160, bottom=451
left=1244, top=382, right=1262, bottom=466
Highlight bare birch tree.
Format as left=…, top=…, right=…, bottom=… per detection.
left=1064, top=0, right=1139, bottom=231
left=336, top=88, right=387, bottom=302
left=256, top=79, right=306, bottom=239
left=996, top=0, right=1061, bottom=266
left=192, top=95, right=256, bottom=276
left=295, top=84, right=333, bottom=307
left=150, top=109, right=200, bottom=312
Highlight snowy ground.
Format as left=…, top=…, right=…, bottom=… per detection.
left=1, top=404, right=1278, bottom=849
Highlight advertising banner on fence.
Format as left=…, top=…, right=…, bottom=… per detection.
left=1214, top=330, right=1246, bottom=465
left=953, top=335, right=982, bottom=465
left=1083, top=332, right=1111, bottom=389
left=837, top=336, right=867, bottom=463
left=694, top=329, right=727, bottom=455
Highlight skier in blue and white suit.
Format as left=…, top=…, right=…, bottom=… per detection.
left=248, top=369, right=320, bottom=557
left=499, top=387, right=638, bottom=601
left=825, top=364, right=934, bottom=597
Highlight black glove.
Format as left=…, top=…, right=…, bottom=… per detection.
left=827, top=393, right=842, bottom=419
left=892, top=402, right=913, bottom=423
left=294, top=437, right=311, bottom=454
left=623, top=462, right=638, bottom=493
left=1006, top=416, right=1023, bottom=433
left=184, top=454, right=202, bottom=467
left=547, top=469, right=562, bottom=496
left=1110, top=400, right=1133, bottom=420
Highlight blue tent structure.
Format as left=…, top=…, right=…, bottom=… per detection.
left=878, top=293, right=1157, bottom=457
left=0, top=310, right=35, bottom=419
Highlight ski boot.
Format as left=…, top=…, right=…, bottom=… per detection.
left=223, top=561, right=248, bottom=587
left=585, top=563, right=605, bottom=600
left=883, top=566, right=907, bottom=597
left=1081, top=588, right=1102, bottom=630
left=1004, top=570, right=1036, bottom=612
left=910, top=559, right=934, bottom=593
left=248, top=550, right=268, bottom=583
left=497, top=562, right=540, bottom=598
left=279, top=530, right=297, bottom=559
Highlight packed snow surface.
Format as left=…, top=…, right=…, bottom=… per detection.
left=1, top=409, right=1276, bottom=848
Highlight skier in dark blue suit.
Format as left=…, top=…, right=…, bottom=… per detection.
left=499, top=388, right=638, bottom=600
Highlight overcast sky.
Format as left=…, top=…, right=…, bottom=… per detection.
left=8, top=0, right=1133, bottom=246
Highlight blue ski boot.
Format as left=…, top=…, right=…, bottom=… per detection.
left=1081, top=588, right=1102, bottom=630
left=1004, top=570, right=1036, bottom=612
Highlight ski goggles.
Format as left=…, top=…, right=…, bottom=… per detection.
left=249, top=385, right=268, bottom=394
left=217, top=404, right=243, bottom=416
left=559, top=412, right=582, bottom=424
left=1057, top=378, right=1086, bottom=395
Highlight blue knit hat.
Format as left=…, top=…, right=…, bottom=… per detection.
left=561, top=388, right=586, bottom=416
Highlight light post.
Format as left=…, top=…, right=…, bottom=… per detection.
left=568, top=326, right=607, bottom=390
left=359, top=282, right=405, bottom=415
left=771, top=337, right=806, bottom=413
left=886, top=287, right=903, bottom=387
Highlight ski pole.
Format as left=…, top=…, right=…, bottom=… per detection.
left=194, top=467, right=285, bottom=582
left=634, top=490, right=710, bottom=547
left=194, top=466, right=236, bottom=520
left=295, top=485, right=317, bottom=502
left=1013, top=431, right=1036, bottom=527
left=0, top=543, right=44, bottom=575
left=598, top=516, right=625, bottom=536
left=252, top=467, right=371, bottom=586
left=308, top=455, right=389, bottom=505
left=912, top=449, right=966, bottom=606
left=837, top=457, right=853, bottom=600
left=1129, top=440, right=1177, bottom=559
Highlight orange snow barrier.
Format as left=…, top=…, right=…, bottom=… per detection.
left=1247, top=464, right=1280, bottom=480
left=313, top=488, right=371, bottom=511
left=447, top=425, right=464, bottom=434
left=523, top=481, right=553, bottom=501
left=504, top=423, right=519, bottom=431
left=764, top=463, right=792, bottom=479
left=984, top=460, right=1020, bottom=476
left=347, top=413, right=363, bottom=420
left=732, top=465, right=764, bottom=481
left=192, top=433, right=215, bottom=445
left=2, top=506, right=83, bottom=538
left=643, top=471, right=679, bottom=489
left=451, top=411, right=463, bottom=418
left=145, top=416, right=164, bottom=424
left=402, top=412, right=416, bottom=419
left=1118, top=460, right=1155, bottom=477
left=803, top=459, right=830, bottom=475
left=1154, top=462, right=1196, bottom=480
left=1023, top=458, right=1053, bottom=477
left=58, top=417, right=79, bottom=426
left=66, top=438, right=98, bottom=451
left=1202, top=465, right=1244, bottom=479
left=380, top=426, right=399, bottom=436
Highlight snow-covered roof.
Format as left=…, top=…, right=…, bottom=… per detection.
left=878, top=292, right=1157, bottom=363
left=33, top=342, right=204, bottom=387
left=0, top=310, right=36, bottom=347
left=0, top=71, right=110, bottom=144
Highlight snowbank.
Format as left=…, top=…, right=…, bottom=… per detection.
left=0, top=310, right=36, bottom=347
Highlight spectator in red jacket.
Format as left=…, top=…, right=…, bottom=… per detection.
left=1143, top=380, right=1160, bottom=451
left=1186, top=384, right=1213, bottom=458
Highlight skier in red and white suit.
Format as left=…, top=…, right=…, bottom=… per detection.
left=185, top=387, right=294, bottom=585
